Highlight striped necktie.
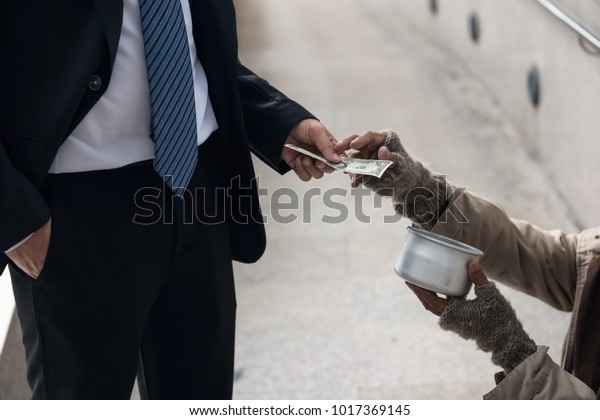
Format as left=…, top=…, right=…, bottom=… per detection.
left=139, top=0, right=198, bottom=196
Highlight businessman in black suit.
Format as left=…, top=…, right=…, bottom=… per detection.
left=0, top=0, right=340, bottom=399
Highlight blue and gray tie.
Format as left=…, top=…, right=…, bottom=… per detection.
left=139, top=0, right=198, bottom=196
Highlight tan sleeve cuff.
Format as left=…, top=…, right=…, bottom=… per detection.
left=484, top=346, right=596, bottom=400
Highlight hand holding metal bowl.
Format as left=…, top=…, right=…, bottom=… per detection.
left=395, top=227, right=484, bottom=297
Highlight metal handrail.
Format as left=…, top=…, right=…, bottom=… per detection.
left=536, top=0, right=600, bottom=52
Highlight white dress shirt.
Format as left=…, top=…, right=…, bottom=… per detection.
left=49, top=0, right=218, bottom=174
left=6, top=0, right=217, bottom=252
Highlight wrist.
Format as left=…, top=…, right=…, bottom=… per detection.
left=492, top=336, right=538, bottom=373
left=402, top=173, right=449, bottom=228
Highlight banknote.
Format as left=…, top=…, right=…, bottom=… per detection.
left=284, top=144, right=393, bottom=178
left=338, top=157, right=394, bottom=178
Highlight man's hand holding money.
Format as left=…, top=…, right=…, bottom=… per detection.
left=282, top=119, right=341, bottom=181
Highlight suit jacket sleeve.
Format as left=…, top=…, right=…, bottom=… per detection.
left=237, top=62, right=316, bottom=174
left=0, top=139, right=50, bottom=252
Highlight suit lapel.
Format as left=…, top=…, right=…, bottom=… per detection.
left=93, top=0, right=124, bottom=68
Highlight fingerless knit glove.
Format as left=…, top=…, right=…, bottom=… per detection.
left=439, top=282, right=538, bottom=373
left=362, top=130, right=452, bottom=229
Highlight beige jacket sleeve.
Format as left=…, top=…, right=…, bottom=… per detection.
left=484, top=347, right=596, bottom=400
left=431, top=191, right=596, bottom=399
left=431, top=190, right=578, bottom=311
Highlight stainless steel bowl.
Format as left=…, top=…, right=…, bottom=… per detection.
left=395, top=226, right=484, bottom=297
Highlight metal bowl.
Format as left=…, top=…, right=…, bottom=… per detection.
left=395, top=226, right=484, bottom=297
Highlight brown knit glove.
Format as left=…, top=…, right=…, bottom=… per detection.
left=361, top=130, right=451, bottom=229
left=440, top=282, right=538, bottom=374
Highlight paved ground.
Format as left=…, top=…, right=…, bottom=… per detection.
left=0, top=0, right=580, bottom=400
left=230, top=0, right=577, bottom=400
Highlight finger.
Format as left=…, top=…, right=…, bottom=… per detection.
left=315, top=161, right=335, bottom=174
left=347, top=149, right=372, bottom=161
left=407, top=283, right=441, bottom=315
left=301, top=156, right=324, bottom=179
left=413, top=290, right=434, bottom=312
left=406, top=281, right=437, bottom=301
left=467, top=262, right=489, bottom=286
left=405, top=282, right=448, bottom=316
left=360, top=146, right=372, bottom=159
left=351, top=174, right=363, bottom=188
left=292, top=156, right=311, bottom=182
left=377, top=147, right=398, bottom=168
left=281, top=148, right=298, bottom=169
left=429, top=296, right=449, bottom=316
left=349, top=131, right=387, bottom=151
left=312, top=126, right=341, bottom=163
left=334, top=135, right=359, bottom=153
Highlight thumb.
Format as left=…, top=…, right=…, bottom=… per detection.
left=467, top=262, right=488, bottom=286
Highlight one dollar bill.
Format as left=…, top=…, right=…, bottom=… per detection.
left=284, top=144, right=393, bottom=178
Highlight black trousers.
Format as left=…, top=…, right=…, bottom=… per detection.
left=9, top=133, right=237, bottom=399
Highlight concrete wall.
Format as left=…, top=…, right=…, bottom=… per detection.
left=394, top=0, right=600, bottom=228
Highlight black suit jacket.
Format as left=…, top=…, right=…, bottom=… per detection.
left=0, top=0, right=313, bottom=268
